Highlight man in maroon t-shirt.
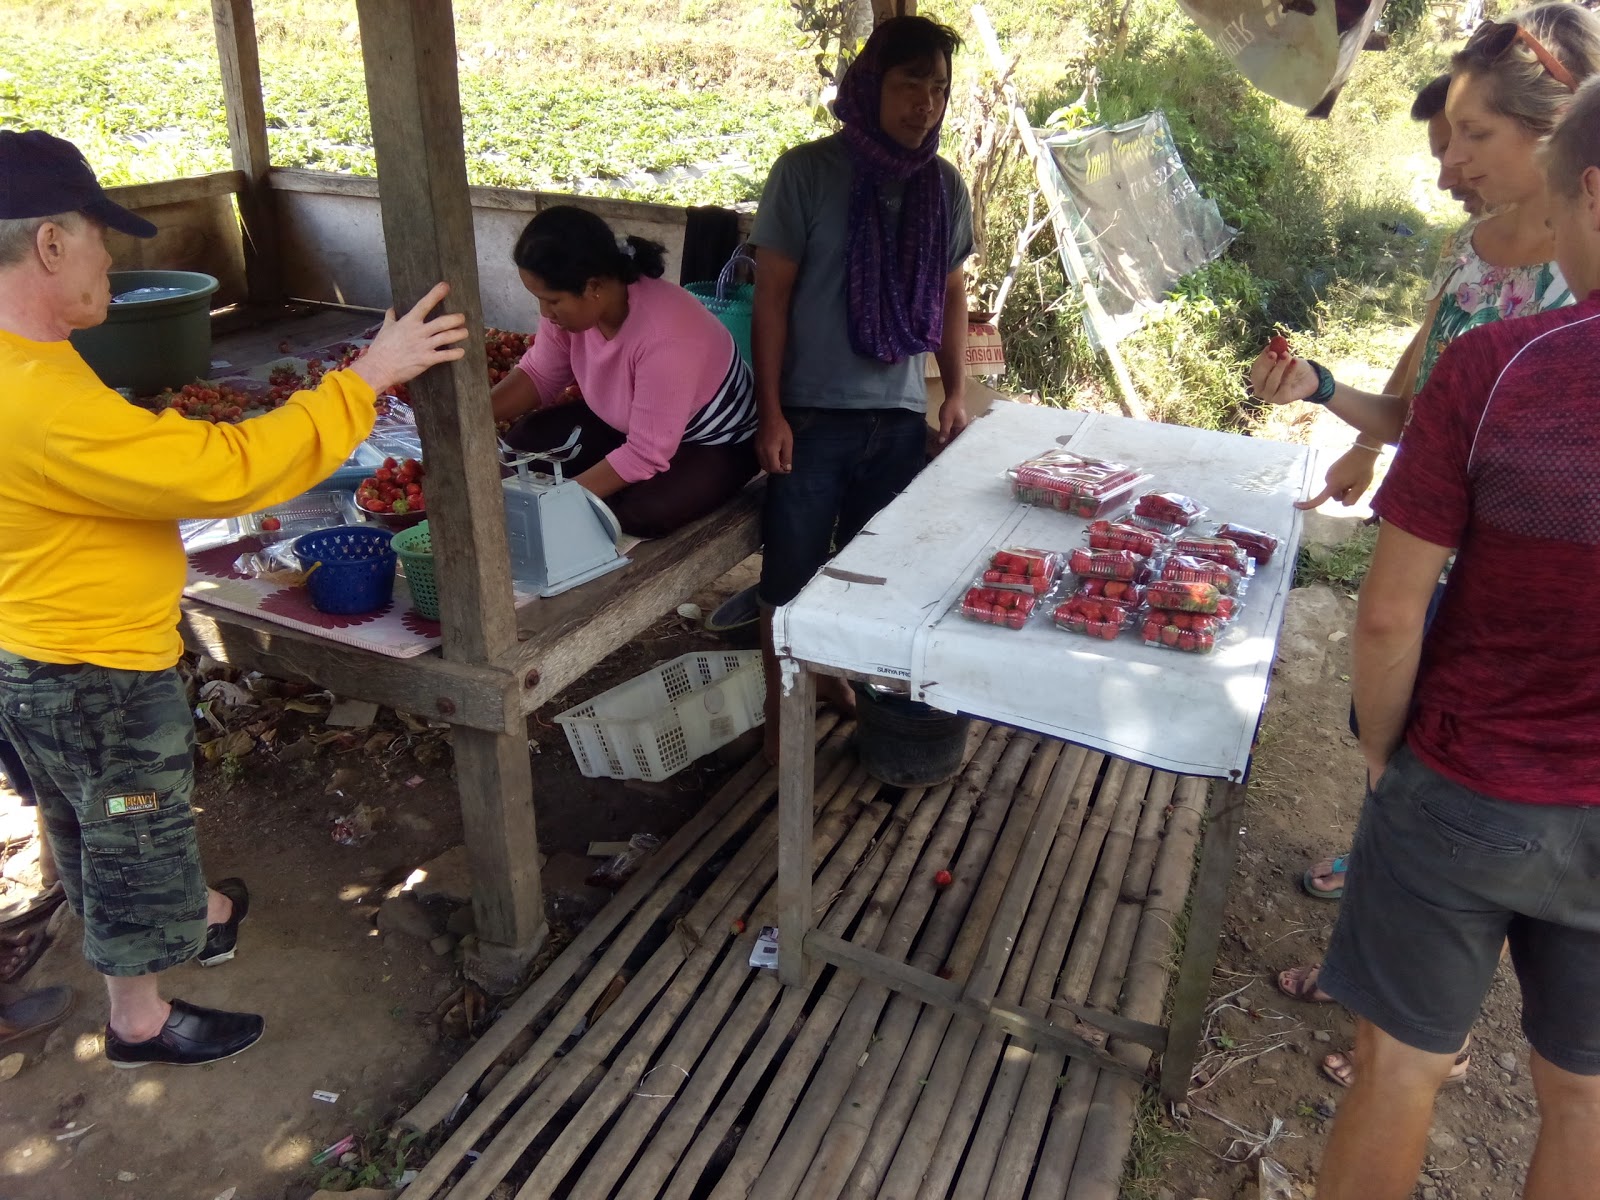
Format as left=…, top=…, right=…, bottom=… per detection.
left=1314, top=80, right=1600, bottom=1200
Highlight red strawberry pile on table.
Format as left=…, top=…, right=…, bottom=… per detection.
left=1141, top=609, right=1222, bottom=653
left=1088, top=519, right=1165, bottom=558
left=1053, top=591, right=1131, bottom=639
left=961, top=586, right=1039, bottom=630
left=982, top=547, right=1063, bottom=595
left=484, top=327, right=534, bottom=386
left=152, top=380, right=270, bottom=423
left=1068, top=547, right=1150, bottom=583
left=1217, top=523, right=1278, bottom=565
left=357, top=457, right=426, bottom=516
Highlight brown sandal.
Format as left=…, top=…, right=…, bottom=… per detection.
left=1320, top=1040, right=1471, bottom=1089
left=0, top=929, right=51, bottom=984
left=1275, top=962, right=1335, bottom=1004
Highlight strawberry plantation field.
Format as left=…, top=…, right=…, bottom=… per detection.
left=0, top=0, right=828, bottom=204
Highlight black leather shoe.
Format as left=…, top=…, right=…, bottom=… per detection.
left=104, top=999, right=264, bottom=1068
left=196, top=878, right=250, bottom=967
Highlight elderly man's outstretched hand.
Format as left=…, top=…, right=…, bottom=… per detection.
left=351, top=282, right=470, bottom=395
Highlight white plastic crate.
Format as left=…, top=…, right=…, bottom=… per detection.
left=555, top=650, right=766, bottom=782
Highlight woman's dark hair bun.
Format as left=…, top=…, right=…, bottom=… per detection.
left=512, top=205, right=668, bottom=293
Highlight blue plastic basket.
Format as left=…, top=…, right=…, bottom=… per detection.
left=292, top=525, right=397, bottom=615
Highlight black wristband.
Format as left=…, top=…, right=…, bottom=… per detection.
left=1305, top=359, right=1337, bottom=406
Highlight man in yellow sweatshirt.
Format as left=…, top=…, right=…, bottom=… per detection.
left=0, top=130, right=468, bottom=1067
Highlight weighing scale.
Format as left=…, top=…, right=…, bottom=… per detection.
left=501, top=429, right=630, bottom=597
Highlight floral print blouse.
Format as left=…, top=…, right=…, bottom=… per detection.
left=1416, top=220, right=1573, bottom=392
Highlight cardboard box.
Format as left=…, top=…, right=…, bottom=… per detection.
left=924, top=378, right=1013, bottom=432
left=924, top=319, right=1006, bottom=379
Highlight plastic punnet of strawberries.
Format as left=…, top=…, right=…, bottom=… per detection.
left=960, top=586, right=1039, bottom=630
left=356, top=457, right=426, bottom=516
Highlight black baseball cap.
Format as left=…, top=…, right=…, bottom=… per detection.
left=0, top=130, right=157, bottom=238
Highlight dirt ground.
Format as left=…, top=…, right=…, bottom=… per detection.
left=0, top=410, right=1549, bottom=1200
left=1152, top=512, right=1541, bottom=1199
left=0, top=564, right=759, bottom=1200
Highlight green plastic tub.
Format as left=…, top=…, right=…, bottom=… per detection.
left=71, top=270, right=221, bottom=396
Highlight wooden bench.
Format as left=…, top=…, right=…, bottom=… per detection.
left=179, top=477, right=764, bottom=733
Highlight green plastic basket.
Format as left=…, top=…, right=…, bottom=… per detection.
left=391, top=521, right=440, bottom=620
left=686, top=251, right=755, bottom=367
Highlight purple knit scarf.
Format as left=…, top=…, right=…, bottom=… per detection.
left=834, top=37, right=950, bottom=364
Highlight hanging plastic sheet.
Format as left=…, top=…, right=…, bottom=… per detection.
left=1042, top=112, right=1236, bottom=330
left=1178, top=0, right=1387, bottom=116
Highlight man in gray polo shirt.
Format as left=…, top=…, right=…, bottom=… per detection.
left=751, top=15, right=974, bottom=756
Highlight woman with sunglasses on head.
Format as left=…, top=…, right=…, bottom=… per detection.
left=1251, top=4, right=1600, bottom=508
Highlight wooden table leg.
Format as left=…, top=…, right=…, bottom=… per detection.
left=1160, top=778, right=1246, bottom=1100
left=456, top=726, right=548, bottom=994
left=777, top=659, right=816, bottom=986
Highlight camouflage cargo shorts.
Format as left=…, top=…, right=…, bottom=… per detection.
left=0, top=648, right=207, bottom=976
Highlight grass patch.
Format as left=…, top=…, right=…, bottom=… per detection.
left=1122, top=1087, right=1189, bottom=1200
left=1295, top=523, right=1379, bottom=591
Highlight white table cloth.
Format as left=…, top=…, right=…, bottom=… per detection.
left=774, top=400, right=1314, bottom=779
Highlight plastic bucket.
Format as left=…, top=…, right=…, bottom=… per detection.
left=292, top=526, right=396, bottom=615
left=853, top=684, right=971, bottom=788
left=70, top=270, right=221, bottom=396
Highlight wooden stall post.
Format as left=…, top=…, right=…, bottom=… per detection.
left=1160, top=779, right=1245, bottom=1099
left=776, top=661, right=817, bottom=985
left=210, top=0, right=282, bottom=304
left=354, top=0, right=546, bottom=990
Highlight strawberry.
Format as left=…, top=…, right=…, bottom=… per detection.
left=1267, top=334, right=1290, bottom=357
left=1161, top=625, right=1181, bottom=646
left=259, top=516, right=281, bottom=532
left=1179, top=630, right=1198, bottom=651
left=933, top=869, right=953, bottom=888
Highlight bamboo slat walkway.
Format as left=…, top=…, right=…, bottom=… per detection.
left=395, top=714, right=1208, bottom=1199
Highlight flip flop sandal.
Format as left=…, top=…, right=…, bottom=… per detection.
left=0, top=882, right=65, bottom=932
left=1320, top=1043, right=1471, bottom=1089
left=0, top=984, right=74, bottom=1048
left=0, top=929, right=51, bottom=985
left=1275, top=963, right=1335, bottom=1004
left=1300, top=855, right=1349, bottom=901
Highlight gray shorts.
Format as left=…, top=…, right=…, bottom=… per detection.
left=1321, top=744, right=1600, bottom=1074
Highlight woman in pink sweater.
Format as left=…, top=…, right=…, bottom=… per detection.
left=490, top=206, right=757, bottom=537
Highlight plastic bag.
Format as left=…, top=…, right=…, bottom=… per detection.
left=1177, top=0, right=1385, bottom=117
left=586, top=833, right=661, bottom=889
